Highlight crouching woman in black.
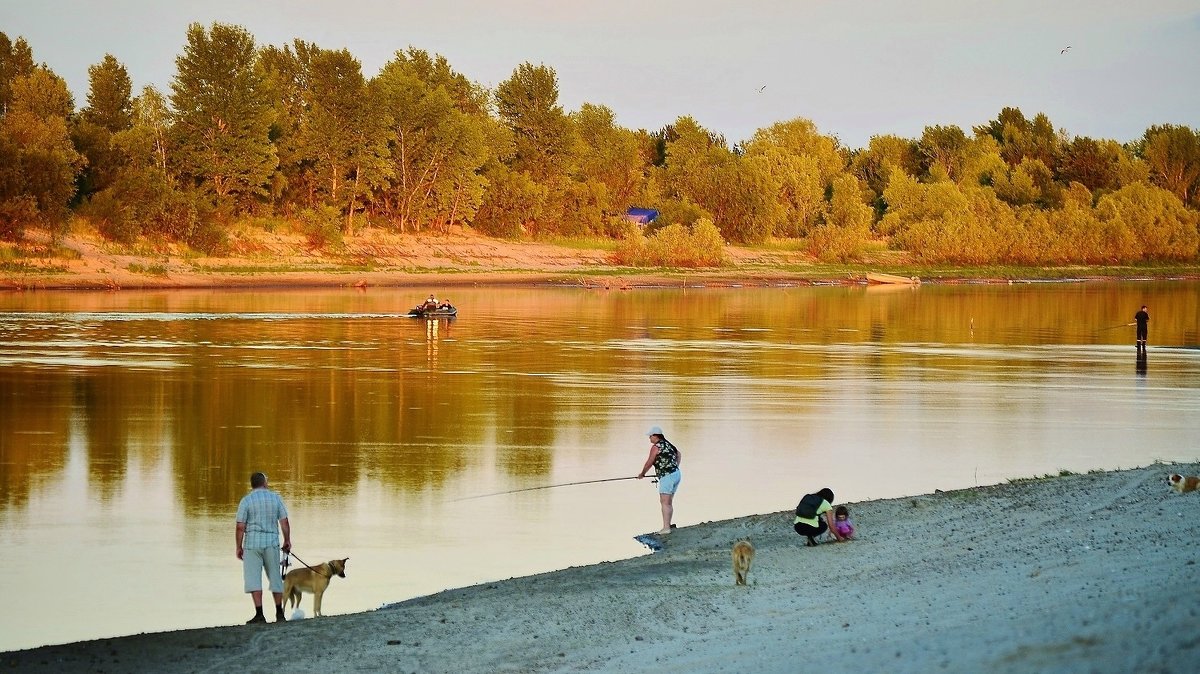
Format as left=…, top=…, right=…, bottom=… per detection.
left=793, top=487, right=839, bottom=546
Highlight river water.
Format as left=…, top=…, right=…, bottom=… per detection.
left=1, top=282, right=1198, bottom=651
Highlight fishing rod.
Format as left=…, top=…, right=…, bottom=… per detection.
left=1095, top=322, right=1136, bottom=332
left=453, top=475, right=651, bottom=501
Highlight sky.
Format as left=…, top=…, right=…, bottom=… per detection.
left=2, top=0, right=1198, bottom=149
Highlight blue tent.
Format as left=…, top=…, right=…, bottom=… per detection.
left=624, top=207, right=660, bottom=225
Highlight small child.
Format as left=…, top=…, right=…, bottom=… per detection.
left=833, top=505, right=855, bottom=540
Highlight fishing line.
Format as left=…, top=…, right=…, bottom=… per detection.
left=453, top=475, right=650, bottom=501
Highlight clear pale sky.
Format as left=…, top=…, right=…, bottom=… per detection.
left=2, top=0, right=1197, bottom=148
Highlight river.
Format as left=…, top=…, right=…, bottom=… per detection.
left=1, top=281, right=1197, bottom=651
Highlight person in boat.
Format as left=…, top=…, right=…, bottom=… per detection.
left=637, top=426, right=681, bottom=535
left=437, top=298, right=453, bottom=311
left=416, top=294, right=438, bottom=314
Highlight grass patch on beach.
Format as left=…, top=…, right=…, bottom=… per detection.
left=189, top=263, right=346, bottom=274
left=1007, top=469, right=1078, bottom=484
left=540, top=235, right=618, bottom=251
left=127, top=262, right=169, bottom=277
left=731, top=261, right=1200, bottom=282
left=0, top=243, right=73, bottom=273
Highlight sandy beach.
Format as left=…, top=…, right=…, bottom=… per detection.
left=2, top=228, right=838, bottom=292
left=5, top=463, right=1198, bottom=673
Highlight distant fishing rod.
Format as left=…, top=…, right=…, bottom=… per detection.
left=1095, top=322, right=1136, bottom=332
left=453, top=475, right=650, bottom=501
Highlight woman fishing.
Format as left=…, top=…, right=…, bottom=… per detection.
left=637, top=426, right=682, bottom=535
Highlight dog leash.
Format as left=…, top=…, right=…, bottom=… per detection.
left=284, top=549, right=331, bottom=578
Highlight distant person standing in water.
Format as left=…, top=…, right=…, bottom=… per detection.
left=637, top=426, right=681, bottom=535
left=1134, top=305, right=1150, bottom=350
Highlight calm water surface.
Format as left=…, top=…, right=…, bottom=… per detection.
left=1, top=282, right=1198, bottom=650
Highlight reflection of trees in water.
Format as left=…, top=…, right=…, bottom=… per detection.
left=4, top=283, right=1195, bottom=518
left=494, top=371, right=556, bottom=478
left=0, top=372, right=72, bottom=509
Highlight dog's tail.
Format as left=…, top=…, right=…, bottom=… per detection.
left=285, top=586, right=301, bottom=611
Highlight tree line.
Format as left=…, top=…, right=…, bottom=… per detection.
left=2, top=24, right=1199, bottom=265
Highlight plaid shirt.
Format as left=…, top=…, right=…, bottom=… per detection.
left=236, top=488, right=288, bottom=550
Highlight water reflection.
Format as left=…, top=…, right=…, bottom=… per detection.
left=0, top=283, right=1198, bottom=651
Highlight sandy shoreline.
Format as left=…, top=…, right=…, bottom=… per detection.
left=6, top=228, right=1199, bottom=291
left=6, top=463, right=1198, bottom=673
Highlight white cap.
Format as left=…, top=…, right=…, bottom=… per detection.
left=647, top=426, right=663, bottom=437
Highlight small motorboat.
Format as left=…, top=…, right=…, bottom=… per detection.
left=406, top=306, right=458, bottom=318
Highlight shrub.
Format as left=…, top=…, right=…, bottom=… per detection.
left=81, top=191, right=140, bottom=244
left=613, top=217, right=726, bottom=267
left=298, top=206, right=344, bottom=250
left=808, top=175, right=873, bottom=262
left=0, top=196, right=38, bottom=241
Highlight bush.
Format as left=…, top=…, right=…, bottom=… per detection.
left=0, top=196, right=38, bottom=241
left=613, top=218, right=726, bottom=267
left=472, top=168, right=546, bottom=239
left=81, top=191, right=140, bottom=244
left=808, top=175, right=873, bottom=262
left=298, top=206, right=344, bottom=250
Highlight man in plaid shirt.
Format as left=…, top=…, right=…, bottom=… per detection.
left=235, top=472, right=292, bottom=624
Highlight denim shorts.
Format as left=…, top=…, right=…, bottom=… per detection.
left=657, top=469, right=681, bottom=495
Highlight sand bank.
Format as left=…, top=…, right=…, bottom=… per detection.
left=5, top=463, right=1198, bottom=673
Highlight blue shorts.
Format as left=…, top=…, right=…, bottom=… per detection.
left=657, top=469, right=681, bottom=495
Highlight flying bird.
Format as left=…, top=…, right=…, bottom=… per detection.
left=759, top=85, right=766, bottom=93
left=1060, top=46, right=1071, bottom=54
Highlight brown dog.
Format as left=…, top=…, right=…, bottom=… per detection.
left=732, top=540, right=754, bottom=586
left=283, top=558, right=348, bottom=617
left=1167, top=474, right=1200, bottom=494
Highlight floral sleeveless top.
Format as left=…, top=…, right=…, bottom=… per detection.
left=652, top=439, right=680, bottom=477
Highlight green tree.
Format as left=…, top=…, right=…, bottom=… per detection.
left=1047, top=183, right=1112, bottom=263
left=259, top=39, right=320, bottom=208
left=169, top=22, right=276, bottom=211
left=879, top=172, right=1005, bottom=263
left=974, top=107, right=1059, bottom=170
left=74, top=54, right=134, bottom=197
left=571, top=103, right=646, bottom=217
left=301, top=48, right=387, bottom=232
left=851, top=134, right=920, bottom=218
left=993, top=158, right=1058, bottom=208
left=372, top=48, right=493, bottom=233
left=918, top=125, right=970, bottom=182
left=0, top=66, right=85, bottom=238
left=0, top=32, right=35, bottom=114
left=1057, top=136, right=1121, bottom=193
left=472, top=164, right=545, bottom=238
left=1095, top=182, right=1199, bottom=260
left=80, top=54, right=133, bottom=132
left=85, top=84, right=217, bottom=246
left=743, top=118, right=845, bottom=238
left=494, top=63, right=575, bottom=182
left=1138, top=125, right=1200, bottom=208
left=809, top=174, right=873, bottom=261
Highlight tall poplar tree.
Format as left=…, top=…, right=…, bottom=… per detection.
left=260, top=39, right=319, bottom=208
left=0, top=32, right=35, bottom=114
left=74, top=54, right=133, bottom=197
left=373, top=49, right=492, bottom=233
left=494, top=63, right=574, bottom=182
left=169, top=22, right=276, bottom=211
